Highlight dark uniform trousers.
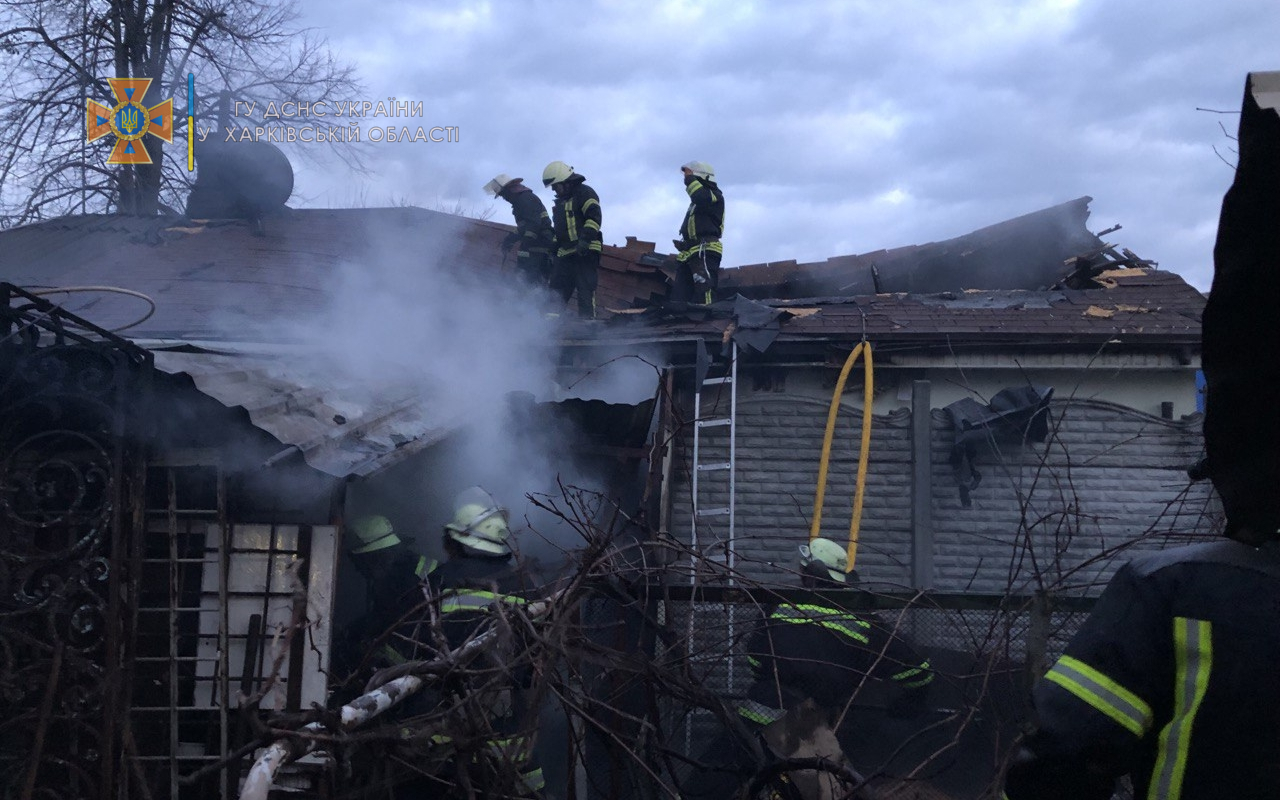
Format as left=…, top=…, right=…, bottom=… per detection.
left=1004, top=538, right=1280, bottom=800
left=550, top=252, right=599, bottom=318
left=672, top=242, right=722, bottom=305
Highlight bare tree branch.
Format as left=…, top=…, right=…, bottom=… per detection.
left=0, top=0, right=365, bottom=222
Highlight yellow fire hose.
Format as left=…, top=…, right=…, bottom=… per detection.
left=808, top=340, right=874, bottom=571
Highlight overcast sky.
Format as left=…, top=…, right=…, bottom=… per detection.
left=286, top=0, right=1279, bottom=291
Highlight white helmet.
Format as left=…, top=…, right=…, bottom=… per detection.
left=444, top=486, right=512, bottom=556
left=482, top=173, right=521, bottom=197
left=542, top=160, right=575, bottom=187
left=682, top=161, right=715, bottom=181
left=799, top=537, right=848, bottom=583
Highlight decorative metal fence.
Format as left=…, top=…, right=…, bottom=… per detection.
left=0, top=283, right=152, bottom=800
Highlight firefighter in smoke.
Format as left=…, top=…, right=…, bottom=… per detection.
left=333, top=514, right=437, bottom=678
left=683, top=538, right=933, bottom=799
left=424, top=486, right=547, bottom=797
left=543, top=160, right=602, bottom=318
left=672, top=160, right=725, bottom=305
left=484, top=173, right=556, bottom=288
left=1002, top=73, right=1280, bottom=800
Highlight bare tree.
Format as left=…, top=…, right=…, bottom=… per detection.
left=0, top=0, right=362, bottom=222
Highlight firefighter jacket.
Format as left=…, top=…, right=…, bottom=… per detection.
left=676, top=175, right=725, bottom=263
left=334, top=545, right=437, bottom=675
left=551, top=176, right=602, bottom=258
left=505, top=184, right=555, bottom=257
left=1004, top=538, right=1280, bottom=800
left=426, top=553, right=545, bottom=795
left=738, top=599, right=933, bottom=727
left=430, top=555, right=531, bottom=650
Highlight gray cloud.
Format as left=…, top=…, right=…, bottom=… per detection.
left=284, top=0, right=1279, bottom=290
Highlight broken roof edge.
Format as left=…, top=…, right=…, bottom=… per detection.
left=750, top=195, right=1096, bottom=275
left=149, top=349, right=468, bottom=481
left=722, top=196, right=1103, bottom=296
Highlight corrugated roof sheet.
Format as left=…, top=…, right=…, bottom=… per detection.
left=152, top=350, right=461, bottom=478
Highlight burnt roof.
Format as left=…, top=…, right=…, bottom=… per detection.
left=723, top=196, right=1107, bottom=298
left=1, top=198, right=1203, bottom=480
left=584, top=267, right=1205, bottom=354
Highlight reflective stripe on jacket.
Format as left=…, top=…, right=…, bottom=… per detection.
left=552, top=179, right=602, bottom=257
left=438, top=588, right=528, bottom=614
left=1005, top=539, right=1280, bottom=800
left=676, top=177, right=724, bottom=262
left=745, top=600, right=933, bottom=715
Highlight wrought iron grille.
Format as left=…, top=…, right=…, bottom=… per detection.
left=0, top=283, right=152, bottom=800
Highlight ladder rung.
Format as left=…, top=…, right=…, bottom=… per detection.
left=702, top=376, right=733, bottom=386
left=696, top=507, right=731, bottom=517
left=696, top=418, right=731, bottom=429
left=697, top=462, right=731, bottom=472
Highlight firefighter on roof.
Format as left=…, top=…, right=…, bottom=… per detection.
left=543, top=160, right=602, bottom=318
left=484, top=173, right=556, bottom=289
left=673, top=160, right=725, bottom=305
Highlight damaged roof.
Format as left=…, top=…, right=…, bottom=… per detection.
left=1, top=197, right=1202, bottom=479
left=591, top=267, right=1204, bottom=354
left=0, top=208, right=671, bottom=479
left=0, top=207, right=669, bottom=339
left=150, top=349, right=462, bottom=478
left=722, top=196, right=1108, bottom=297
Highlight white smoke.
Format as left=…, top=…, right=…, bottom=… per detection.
left=230, top=209, right=658, bottom=572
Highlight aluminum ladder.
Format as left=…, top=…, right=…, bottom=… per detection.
left=685, top=342, right=740, bottom=755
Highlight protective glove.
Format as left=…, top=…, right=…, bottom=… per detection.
left=576, top=236, right=592, bottom=256
left=501, top=232, right=519, bottom=256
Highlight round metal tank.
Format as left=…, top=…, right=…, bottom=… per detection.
left=185, top=139, right=294, bottom=220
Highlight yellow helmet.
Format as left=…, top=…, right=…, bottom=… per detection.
left=350, top=514, right=401, bottom=554
left=542, top=160, right=574, bottom=187
left=799, top=537, right=848, bottom=583
left=443, top=486, right=512, bottom=556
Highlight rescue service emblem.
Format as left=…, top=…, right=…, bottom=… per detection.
left=86, top=77, right=174, bottom=165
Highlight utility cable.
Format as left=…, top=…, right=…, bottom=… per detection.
left=29, top=285, right=157, bottom=333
